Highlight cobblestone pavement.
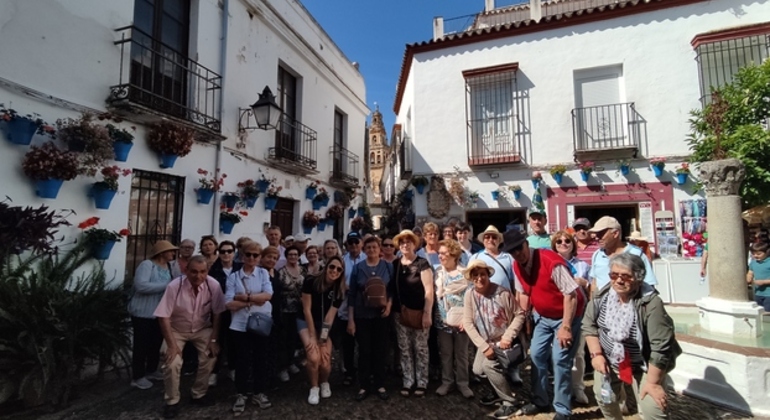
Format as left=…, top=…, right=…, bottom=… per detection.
left=10, top=363, right=762, bottom=420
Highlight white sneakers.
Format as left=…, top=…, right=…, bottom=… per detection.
left=208, top=373, right=218, bottom=386
left=308, top=387, right=320, bottom=405
left=232, top=394, right=246, bottom=415
left=320, top=382, right=331, bottom=398
left=130, top=377, right=153, bottom=390
left=278, top=370, right=290, bottom=382
left=288, top=364, right=301, bottom=374
left=145, top=371, right=164, bottom=381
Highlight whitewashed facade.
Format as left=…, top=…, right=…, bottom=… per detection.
left=0, top=0, right=367, bottom=283
left=391, top=0, right=769, bottom=246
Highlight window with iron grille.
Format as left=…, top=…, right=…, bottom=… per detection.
left=125, top=170, right=185, bottom=283
left=464, top=64, right=523, bottom=166
left=695, top=32, right=770, bottom=105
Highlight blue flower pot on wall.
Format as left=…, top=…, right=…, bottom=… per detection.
left=303, top=226, right=313, bottom=235
left=244, top=196, right=258, bottom=209
left=92, top=186, right=117, bottom=210
left=257, top=180, right=270, bottom=194
left=326, top=218, right=336, bottom=227
left=348, top=208, right=356, bottom=219
left=491, top=191, right=500, bottom=201
left=197, top=188, right=215, bottom=205
left=553, top=173, right=563, bottom=184
left=531, top=179, right=541, bottom=189
left=580, top=172, right=589, bottom=182
left=92, top=240, right=116, bottom=260
left=318, top=220, right=327, bottom=232
left=513, top=190, right=521, bottom=200
left=305, top=187, right=317, bottom=200
left=35, top=179, right=64, bottom=199
left=676, top=173, right=688, bottom=185
left=159, top=153, right=178, bottom=169
left=223, top=195, right=239, bottom=209
left=312, top=199, right=323, bottom=211
left=415, top=184, right=426, bottom=194
left=322, top=196, right=330, bottom=207
left=113, top=142, right=133, bottom=162
left=264, top=196, right=278, bottom=211
left=620, top=165, right=630, bottom=176
left=220, top=219, right=235, bottom=234
left=357, top=207, right=365, bottom=217
left=652, top=165, right=664, bottom=177
left=4, top=117, right=40, bottom=145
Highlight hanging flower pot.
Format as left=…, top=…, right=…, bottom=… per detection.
left=220, top=219, right=235, bottom=234
left=159, top=153, right=178, bottom=169
left=36, top=179, right=65, bottom=199
left=653, top=165, right=664, bottom=177
left=197, top=188, right=215, bottom=204
left=325, top=217, right=336, bottom=227
left=312, top=198, right=323, bottom=211
left=491, top=190, right=500, bottom=201
left=531, top=179, right=540, bottom=189
left=357, top=206, right=365, bottom=217
left=676, top=173, right=688, bottom=185
left=4, top=117, right=40, bottom=145
left=244, top=196, right=258, bottom=209
left=513, top=190, right=522, bottom=200
left=620, top=165, right=630, bottom=176
left=257, top=179, right=271, bottom=193
left=264, top=196, right=278, bottom=211
left=322, top=195, right=330, bottom=206
left=553, top=173, right=564, bottom=184
left=318, top=220, right=327, bottom=232
left=415, top=184, right=426, bottom=194
left=580, top=172, right=589, bottom=182
left=113, top=141, right=133, bottom=162
left=303, top=226, right=313, bottom=235
left=92, top=240, right=117, bottom=260
left=305, top=186, right=317, bottom=200
left=91, top=185, right=117, bottom=210
left=222, top=194, right=240, bottom=209
left=348, top=208, right=356, bottom=219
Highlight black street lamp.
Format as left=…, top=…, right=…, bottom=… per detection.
left=250, top=86, right=282, bottom=130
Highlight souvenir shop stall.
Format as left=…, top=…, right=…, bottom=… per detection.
left=652, top=199, right=708, bottom=304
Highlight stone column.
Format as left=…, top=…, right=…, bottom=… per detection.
left=696, top=158, right=763, bottom=337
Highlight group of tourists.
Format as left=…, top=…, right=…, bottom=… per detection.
left=127, top=213, right=681, bottom=420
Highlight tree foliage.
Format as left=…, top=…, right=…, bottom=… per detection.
left=687, top=59, right=770, bottom=208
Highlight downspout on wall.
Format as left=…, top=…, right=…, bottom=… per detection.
left=213, top=0, right=230, bottom=232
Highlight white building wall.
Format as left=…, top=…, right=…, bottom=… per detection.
left=0, top=0, right=367, bottom=285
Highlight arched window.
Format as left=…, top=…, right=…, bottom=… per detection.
left=372, top=135, right=378, bottom=145
left=370, top=152, right=375, bottom=164
left=376, top=153, right=381, bottom=164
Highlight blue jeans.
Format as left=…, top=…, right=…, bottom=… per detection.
left=530, top=311, right=583, bottom=416
left=755, top=295, right=770, bottom=312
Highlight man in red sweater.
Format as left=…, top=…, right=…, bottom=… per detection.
left=504, top=229, right=585, bottom=420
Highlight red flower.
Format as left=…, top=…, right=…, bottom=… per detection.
left=239, top=211, right=249, bottom=216
left=78, top=216, right=100, bottom=229
left=119, top=228, right=130, bottom=236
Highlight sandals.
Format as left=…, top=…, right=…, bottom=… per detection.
left=400, top=387, right=411, bottom=397
left=413, top=387, right=426, bottom=398
left=377, top=388, right=389, bottom=401
left=355, top=389, right=368, bottom=402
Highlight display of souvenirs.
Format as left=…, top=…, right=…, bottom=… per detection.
left=679, top=199, right=707, bottom=257
left=655, top=210, right=679, bottom=258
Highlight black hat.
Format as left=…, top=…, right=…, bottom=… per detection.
left=501, top=229, right=527, bottom=253
left=346, top=232, right=361, bottom=243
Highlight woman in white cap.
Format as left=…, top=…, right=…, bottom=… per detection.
left=127, top=240, right=179, bottom=390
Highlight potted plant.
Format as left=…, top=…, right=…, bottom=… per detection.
left=650, top=157, right=666, bottom=177
left=222, top=192, right=241, bottom=209
left=468, top=190, right=480, bottom=205
left=0, top=103, right=55, bottom=145
left=509, top=184, right=522, bottom=200
left=90, top=165, right=132, bottom=210
left=617, top=159, right=632, bottom=176
left=675, top=162, right=690, bottom=185
left=312, top=187, right=329, bottom=210
left=326, top=205, right=344, bottom=226
left=302, top=210, right=320, bottom=234
left=306, top=180, right=320, bottom=200
left=147, top=121, right=194, bottom=168
left=491, top=187, right=507, bottom=201
left=578, top=161, right=595, bottom=182
left=78, top=216, right=129, bottom=260
left=57, top=113, right=115, bottom=177
left=220, top=210, right=248, bottom=234
left=196, top=168, right=226, bottom=205
left=238, top=179, right=260, bottom=208
left=22, top=142, right=79, bottom=199
left=264, top=184, right=283, bottom=211
left=348, top=206, right=356, bottom=219
left=531, top=171, right=543, bottom=189
left=106, top=123, right=136, bottom=162
left=549, top=165, right=567, bottom=184
left=256, top=169, right=273, bottom=193
left=351, top=216, right=366, bottom=232
left=411, top=175, right=429, bottom=194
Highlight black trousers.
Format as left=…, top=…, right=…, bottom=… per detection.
left=277, top=312, right=299, bottom=370
left=232, top=330, right=270, bottom=395
left=332, top=317, right=356, bottom=377
left=131, top=316, right=163, bottom=380
left=355, top=317, right=389, bottom=391
left=212, top=311, right=236, bottom=373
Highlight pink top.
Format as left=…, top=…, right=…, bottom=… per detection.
left=576, top=239, right=601, bottom=264
left=154, top=276, right=227, bottom=333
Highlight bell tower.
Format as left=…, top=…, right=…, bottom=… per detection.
left=368, top=104, right=388, bottom=204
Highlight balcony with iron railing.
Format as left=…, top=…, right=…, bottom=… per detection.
left=329, top=145, right=360, bottom=187
left=267, top=115, right=318, bottom=174
left=107, top=26, right=222, bottom=137
left=572, top=102, right=646, bottom=160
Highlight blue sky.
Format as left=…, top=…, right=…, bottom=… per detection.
left=300, top=0, right=492, bottom=142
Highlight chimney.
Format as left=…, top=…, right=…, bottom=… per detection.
left=485, top=0, right=495, bottom=11
left=433, top=16, right=444, bottom=40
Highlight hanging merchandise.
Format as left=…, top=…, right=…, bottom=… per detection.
left=679, top=199, right=708, bottom=258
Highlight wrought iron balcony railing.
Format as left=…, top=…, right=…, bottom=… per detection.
left=108, top=26, right=222, bottom=132
left=329, top=145, right=360, bottom=187
left=572, top=102, right=646, bottom=154
left=269, top=115, right=317, bottom=172
left=467, top=116, right=522, bottom=167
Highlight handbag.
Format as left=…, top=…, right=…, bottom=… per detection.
left=395, top=260, right=424, bottom=329
left=239, top=272, right=273, bottom=336
left=474, top=289, right=525, bottom=369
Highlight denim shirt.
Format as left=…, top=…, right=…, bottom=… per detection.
left=225, top=267, right=273, bottom=332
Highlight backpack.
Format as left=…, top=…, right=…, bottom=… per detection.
left=362, top=263, right=392, bottom=309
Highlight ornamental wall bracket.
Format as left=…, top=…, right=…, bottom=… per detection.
left=427, top=175, right=452, bottom=219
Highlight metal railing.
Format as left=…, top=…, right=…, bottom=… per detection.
left=572, top=102, right=646, bottom=153
left=109, top=25, right=222, bottom=132
left=270, top=115, right=317, bottom=170
left=467, top=116, right=522, bottom=166
left=695, top=34, right=769, bottom=106
left=329, top=145, right=360, bottom=186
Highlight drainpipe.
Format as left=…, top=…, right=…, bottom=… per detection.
left=213, top=0, right=230, bottom=233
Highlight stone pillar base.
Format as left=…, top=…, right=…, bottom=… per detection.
left=696, top=297, right=763, bottom=338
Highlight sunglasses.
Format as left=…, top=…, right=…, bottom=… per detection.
left=609, top=272, right=634, bottom=281
left=347, top=240, right=361, bottom=245
left=327, top=265, right=343, bottom=273
left=244, top=252, right=260, bottom=258
left=483, top=235, right=499, bottom=240
left=593, top=229, right=610, bottom=238
left=219, top=249, right=235, bottom=254
left=555, top=239, right=572, bottom=245
left=382, top=243, right=395, bottom=248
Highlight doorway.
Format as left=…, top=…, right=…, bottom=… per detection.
left=574, top=204, right=637, bottom=238
left=270, top=198, right=295, bottom=237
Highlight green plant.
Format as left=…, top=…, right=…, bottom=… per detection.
left=78, top=217, right=129, bottom=246
left=0, top=240, right=131, bottom=407
left=675, top=163, right=691, bottom=174
left=22, top=142, right=79, bottom=181
left=649, top=157, right=666, bottom=168
left=196, top=168, right=226, bottom=191
left=237, top=179, right=260, bottom=199
left=220, top=210, right=248, bottom=224
left=579, top=161, right=595, bottom=173
left=147, top=121, right=194, bottom=156
left=0, top=103, right=56, bottom=138
left=508, top=184, right=522, bottom=192
left=56, top=113, right=115, bottom=177
left=0, top=200, right=72, bottom=266
left=411, top=175, right=429, bottom=187
left=549, top=165, right=567, bottom=176
left=687, top=59, right=770, bottom=208
left=313, top=187, right=329, bottom=201
left=105, top=123, right=135, bottom=144
left=94, top=165, right=132, bottom=191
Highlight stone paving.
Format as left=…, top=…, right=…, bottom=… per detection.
left=9, top=363, right=762, bottom=420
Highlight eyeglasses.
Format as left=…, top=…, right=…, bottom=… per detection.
left=609, top=272, right=634, bottom=281
left=327, top=265, right=343, bottom=273
left=575, top=226, right=588, bottom=231
left=347, top=239, right=360, bottom=245
left=244, top=252, right=260, bottom=258
left=483, top=235, right=499, bottom=241
left=219, top=249, right=234, bottom=254
left=594, top=229, right=610, bottom=238
left=555, top=239, right=572, bottom=246
left=438, top=251, right=450, bottom=256
left=382, top=243, right=395, bottom=248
